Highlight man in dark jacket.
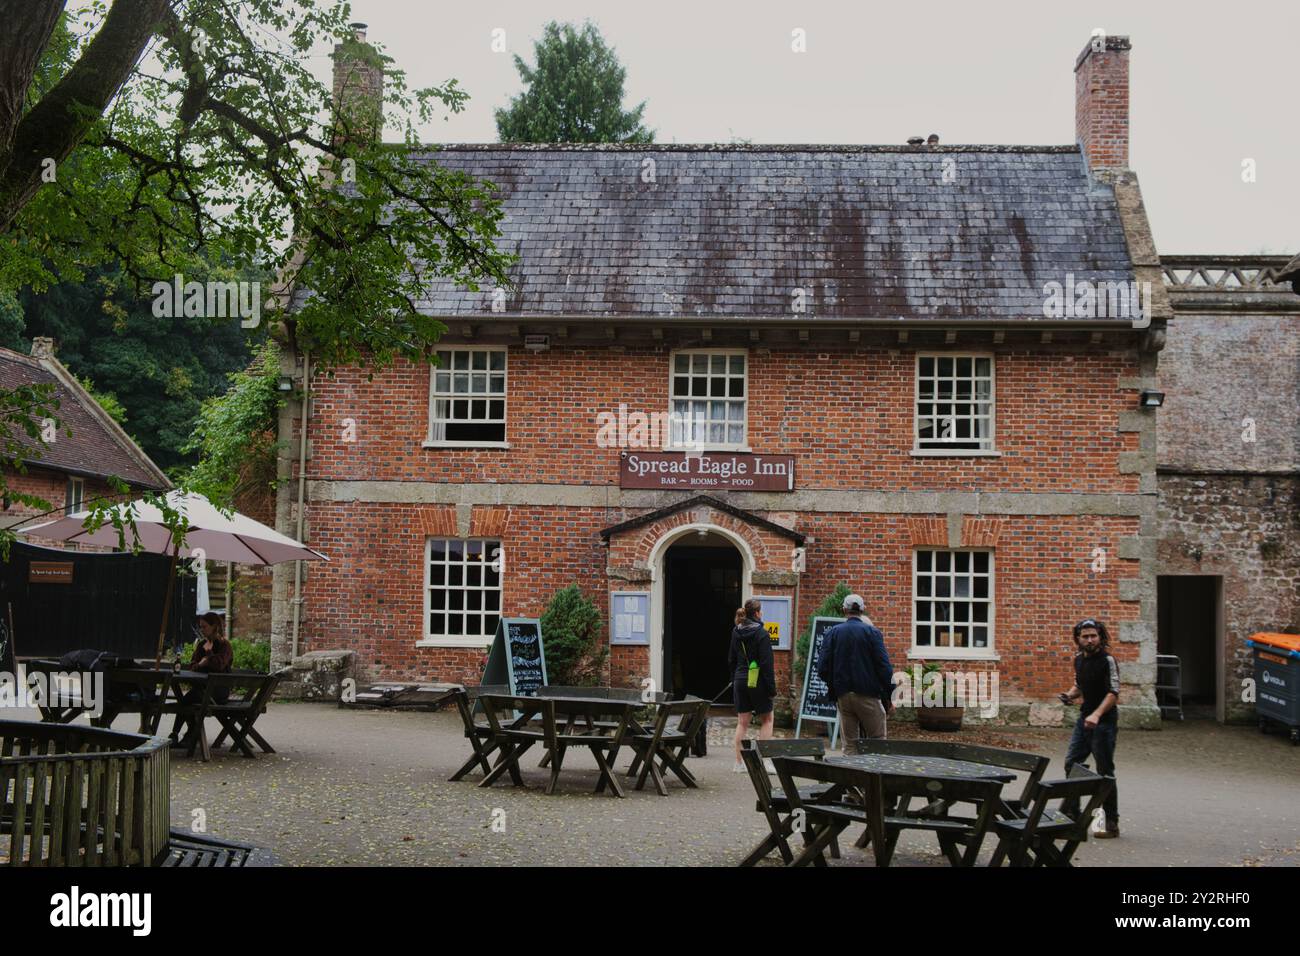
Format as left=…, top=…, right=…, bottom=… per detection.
left=1060, top=618, right=1121, bottom=838
left=819, top=593, right=894, bottom=750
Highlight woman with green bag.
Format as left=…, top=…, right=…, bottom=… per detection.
left=730, top=598, right=777, bottom=773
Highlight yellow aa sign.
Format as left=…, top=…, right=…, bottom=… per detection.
left=765, top=622, right=780, bottom=646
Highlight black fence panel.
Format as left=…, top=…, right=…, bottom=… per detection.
left=0, top=542, right=198, bottom=661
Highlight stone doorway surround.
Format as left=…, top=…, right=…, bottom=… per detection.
left=600, top=495, right=805, bottom=693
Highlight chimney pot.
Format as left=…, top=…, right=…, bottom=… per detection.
left=1075, top=34, right=1131, bottom=170
left=333, top=25, right=384, bottom=145
left=906, top=136, right=924, bottom=146
left=927, top=134, right=940, bottom=145
left=30, top=337, right=55, bottom=360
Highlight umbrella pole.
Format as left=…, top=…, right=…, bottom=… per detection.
left=154, top=543, right=181, bottom=670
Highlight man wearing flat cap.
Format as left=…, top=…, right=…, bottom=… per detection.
left=818, top=593, right=895, bottom=750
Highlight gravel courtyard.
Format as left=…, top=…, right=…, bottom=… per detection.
left=170, top=706, right=1300, bottom=866
left=20, top=703, right=1298, bottom=866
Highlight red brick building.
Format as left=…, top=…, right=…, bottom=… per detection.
left=273, top=34, right=1168, bottom=726
left=0, top=338, right=169, bottom=538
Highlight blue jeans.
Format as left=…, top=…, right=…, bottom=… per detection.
left=1064, top=715, right=1118, bottom=826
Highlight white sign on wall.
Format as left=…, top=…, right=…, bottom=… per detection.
left=611, top=591, right=650, bottom=645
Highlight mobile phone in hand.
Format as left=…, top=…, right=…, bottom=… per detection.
left=1058, top=692, right=1072, bottom=704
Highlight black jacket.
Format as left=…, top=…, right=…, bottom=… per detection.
left=729, top=620, right=776, bottom=698
left=1074, top=650, right=1120, bottom=721
left=818, top=617, right=893, bottom=702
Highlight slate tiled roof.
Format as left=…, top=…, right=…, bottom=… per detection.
left=402, top=144, right=1136, bottom=321
left=0, top=349, right=168, bottom=489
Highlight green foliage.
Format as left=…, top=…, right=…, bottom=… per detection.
left=182, top=341, right=284, bottom=508
left=16, top=268, right=256, bottom=473
left=230, top=637, right=271, bottom=673
left=496, top=21, right=653, bottom=144
left=539, top=584, right=608, bottom=686
left=793, top=583, right=852, bottom=689
left=3, top=3, right=512, bottom=374
left=0, top=3, right=512, bottom=562
left=75, top=375, right=127, bottom=426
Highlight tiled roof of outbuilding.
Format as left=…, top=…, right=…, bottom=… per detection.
left=0, top=348, right=169, bottom=489
left=401, top=144, right=1137, bottom=322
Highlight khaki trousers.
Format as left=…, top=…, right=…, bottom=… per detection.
left=837, top=692, right=887, bottom=751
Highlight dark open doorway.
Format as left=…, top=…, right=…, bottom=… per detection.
left=664, top=537, right=741, bottom=702
left=1157, top=575, right=1221, bottom=717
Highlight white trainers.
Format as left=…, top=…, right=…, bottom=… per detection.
left=763, top=758, right=777, bottom=774
left=733, top=761, right=747, bottom=773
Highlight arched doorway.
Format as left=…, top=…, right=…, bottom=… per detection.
left=660, top=531, right=743, bottom=701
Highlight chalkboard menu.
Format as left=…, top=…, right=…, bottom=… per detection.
left=796, top=616, right=844, bottom=743
left=482, top=617, right=548, bottom=696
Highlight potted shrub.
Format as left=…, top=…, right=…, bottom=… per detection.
left=539, top=584, right=608, bottom=686
left=913, top=660, right=964, bottom=732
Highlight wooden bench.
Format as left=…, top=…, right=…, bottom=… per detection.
left=2, top=719, right=274, bottom=866
left=161, top=829, right=274, bottom=867
left=739, top=738, right=840, bottom=866
left=623, top=696, right=710, bottom=795
left=448, top=684, right=509, bottom=782
left=206, top=669, right=289, bottom=758
left=990, top=765, right=1114, bottom=867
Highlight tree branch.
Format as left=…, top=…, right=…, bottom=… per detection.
left=0, top=0, right=173, bottom=232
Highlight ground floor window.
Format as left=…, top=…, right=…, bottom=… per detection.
left=426, top=538, right=501, bottom=643
left=913, top=549, right=993, bottom=652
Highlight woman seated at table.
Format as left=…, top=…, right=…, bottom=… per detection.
left=171, top=612, right=233, bottom=746
left=190, top=611, right=233, bottom=677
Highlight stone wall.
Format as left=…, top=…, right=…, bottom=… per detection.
left=1157, top=473, right=1300, bottom=721
left=1158, top=313, right=1299, bottom=474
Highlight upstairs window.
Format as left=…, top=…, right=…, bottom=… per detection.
left=669, top=350, right=747, bottom=449
left=428, top=349, right=507, bottom=445
left=65, top=477, right=85, bottom=516
left=915, top=355, right=994, bottom=451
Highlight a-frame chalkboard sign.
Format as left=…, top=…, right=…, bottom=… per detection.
left=482, top=617, right=547, bottom=696
left=795, top=616, right=844, bottom=747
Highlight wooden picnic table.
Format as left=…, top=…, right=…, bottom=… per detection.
left=827, top=752, right=1017, bottom=784
left=477, top=693, right=639, bottom=796
left=774, top=752, right=1016, bottom=866
left=528, top=688, right=708, bottom=795
left=27, top=660, right=283, bottom=764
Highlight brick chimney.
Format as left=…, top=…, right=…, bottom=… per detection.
left=1075, top=33, right=1131, bottom=169
left=30, top=337, right=55, bottom=360
left=332, top=22, right=384, bottom=145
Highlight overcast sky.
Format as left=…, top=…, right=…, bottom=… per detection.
left=329, top=0, right=1297, bottom=255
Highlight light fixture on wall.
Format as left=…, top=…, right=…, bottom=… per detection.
left=277, top=375, right=294, bottom=393
left=1139, top=390, right=1165, bottom=408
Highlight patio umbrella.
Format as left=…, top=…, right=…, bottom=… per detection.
left=22, top=490, right=327, bottom=666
